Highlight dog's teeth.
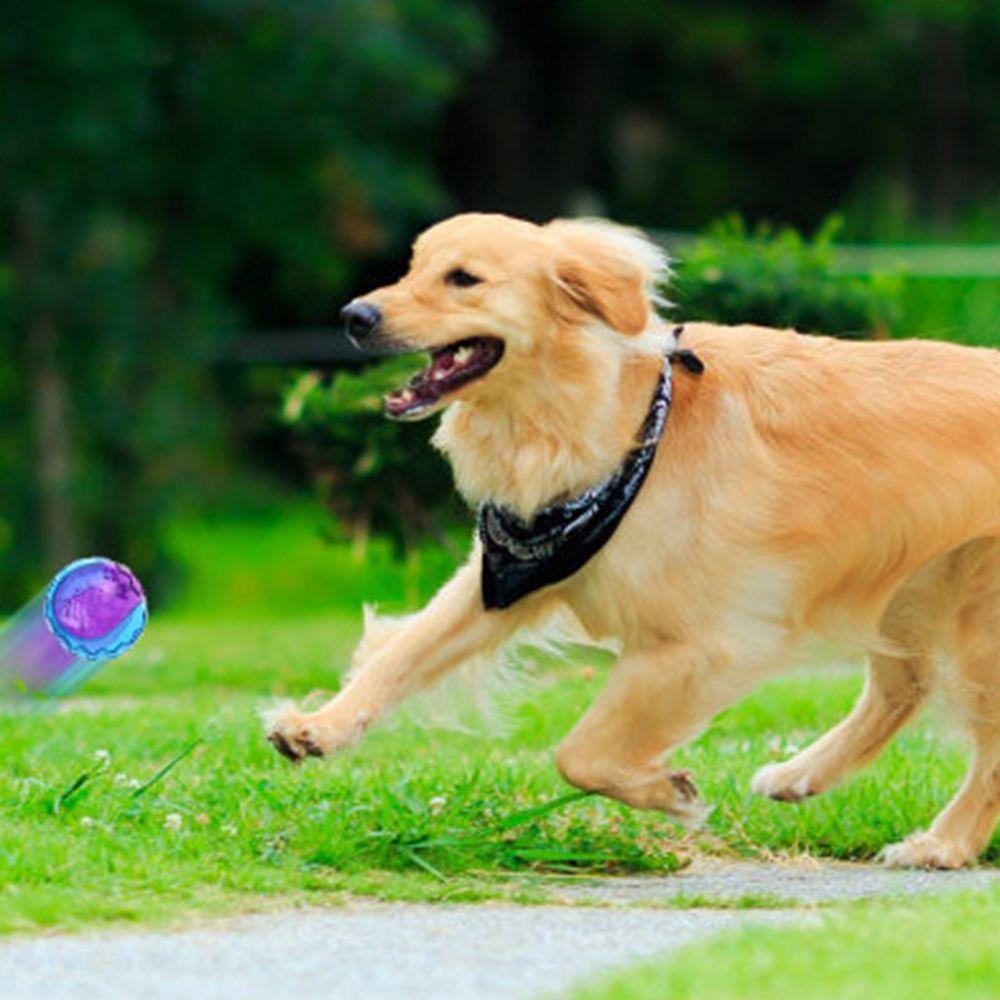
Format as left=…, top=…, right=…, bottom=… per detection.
left=432, top=369, right=446, bottom=381
left=401, top=389, right=415, bottom=402
left=454, top=346, right=473, bottom=365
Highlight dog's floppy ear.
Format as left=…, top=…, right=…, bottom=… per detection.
left=547, top=219, right=669, bottom=335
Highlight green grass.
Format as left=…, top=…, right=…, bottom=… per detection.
left=0, top=608, right=984, bottom=936
left=0, top=616, right=672, bottom=934
left=0, top=513, right=993, bottom=937
left=579, top=888, right=1000, bottom=1000
left=164, top=507, right=462, bottom=618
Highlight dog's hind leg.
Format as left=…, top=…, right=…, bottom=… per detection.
left=752, top=553, right=956, bottom=803
left=751, top=651, right=934, bottom=801
left=555, top=642, right=760, bottom=827
left=883, top=538, right=1000, bottom=868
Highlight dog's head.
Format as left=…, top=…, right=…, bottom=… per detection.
left=341, top=213, right=669, bottom=421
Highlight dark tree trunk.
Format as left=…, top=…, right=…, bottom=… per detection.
left=27, top=312, right=77, bottom=569
left=929, top=26, right=964, bottom=229
left=440, top=1, right=619, bottom=218
left=17, top=195, right=78, bottom=570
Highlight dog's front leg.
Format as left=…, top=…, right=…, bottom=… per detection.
left=267, top=558, right=544, bottom=761
left=554, top=642, right=760, bottom=826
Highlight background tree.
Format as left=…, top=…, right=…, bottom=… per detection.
left=440, top=0, right=1000, bottom=236
left=0, top=0, right=486, bottom=604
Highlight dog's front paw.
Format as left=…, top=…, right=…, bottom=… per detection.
left=750, top=761, right=819, bottom=802
left=266, top=710, right=327, bottom=762
left=879, top=832, right=974, bottom=870
left=264, top=704, right=369, bottom=763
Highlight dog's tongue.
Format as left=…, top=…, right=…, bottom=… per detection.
left=385, top=373, right=439, bottom=418
left=384, top=338, right=504, bottom=420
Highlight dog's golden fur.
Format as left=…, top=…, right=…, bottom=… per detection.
left=269, top=213, right=1000, bottom=867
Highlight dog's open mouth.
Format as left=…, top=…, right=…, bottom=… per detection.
left=385, top=336, right=505, bottom=420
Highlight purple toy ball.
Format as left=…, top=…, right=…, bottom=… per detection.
left=0, top=557, right=148, bottom=700
left=45, top=558, right=147, bottom=660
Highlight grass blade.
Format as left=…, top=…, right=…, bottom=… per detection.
left=53, top=770, right=93, bottom=814
left=504, top=846, right=614, bottom=863
left=405, top=792, right=593, bottom=852
left=400, top=847, right=448, bottom=882
left=131, top=738, right=203, bottom=799
left=495, top=790, right=593, bottom=830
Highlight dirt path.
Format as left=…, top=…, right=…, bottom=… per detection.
left=3, top=861, right=997, bottom=1000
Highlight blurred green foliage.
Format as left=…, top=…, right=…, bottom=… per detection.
left=0, top=0, right=486, bottom=605
left=674, top=217, right=901, bottom=337
left=165, top=505, right=462, bottom=618
left=896, top=276, right=1000, bottom=350
left=282, top=359, right=464, bottom=556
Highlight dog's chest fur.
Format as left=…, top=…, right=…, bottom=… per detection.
left=433, top=403, right=638, bottom=521
left=555, top=464, right=796, bottom=665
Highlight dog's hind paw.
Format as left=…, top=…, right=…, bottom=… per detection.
left=879, top=833, right=974, bottom=870
left=668, top=770, right=713, bottom=829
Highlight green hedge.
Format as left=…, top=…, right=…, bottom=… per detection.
left=673, top=216, right=899, bottom=336
left=283, top=358, right=464, bottom=557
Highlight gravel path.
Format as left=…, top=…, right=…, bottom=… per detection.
left=0, top=904, right=793, bottom=1000
left=1, top=860, right=996, bottom=1000
left=548, top=856, right=1000, bottom=905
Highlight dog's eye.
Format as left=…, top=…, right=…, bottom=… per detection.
left=445, top=268, right=482, bottom=288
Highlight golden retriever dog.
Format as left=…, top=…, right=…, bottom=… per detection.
left=268, top=212, right=1000, bottom=868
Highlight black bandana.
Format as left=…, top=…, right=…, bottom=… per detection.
left=478, top=352, right=676, bottom=610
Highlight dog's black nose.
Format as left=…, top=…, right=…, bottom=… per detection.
left=340, top=300, right=382, bottom=345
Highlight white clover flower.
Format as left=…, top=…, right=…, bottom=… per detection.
left=80, top=816, right=96, bottom=829
left=113, top=772, right=130, bottom=788
left=428, top=796, right=447, bottom=816
left=93, top=749, right=111, bottom=766
left=164, top=813, right=183, bottom=832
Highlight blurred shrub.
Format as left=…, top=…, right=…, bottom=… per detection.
left=673, top=217, right=900, bottom=337
left=282, top=360, right=464, bottom=557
